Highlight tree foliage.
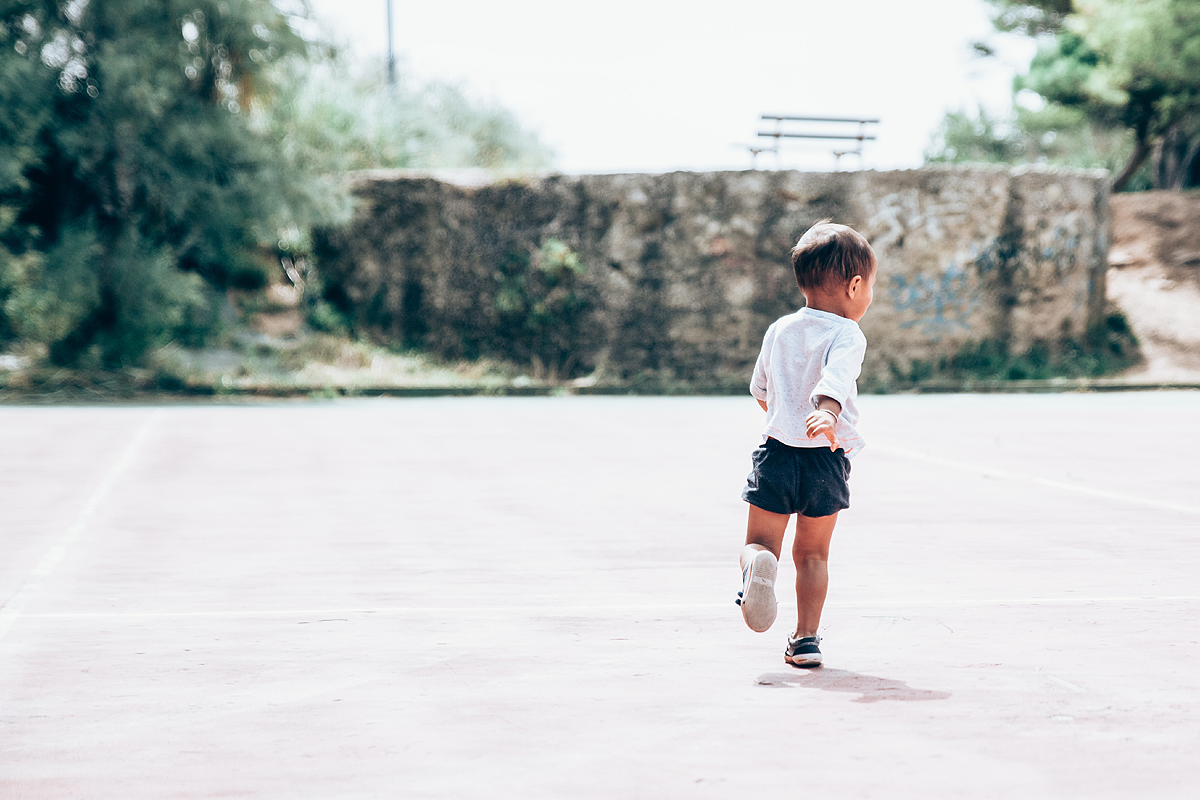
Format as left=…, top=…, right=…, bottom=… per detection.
left=930, top=0, right=1200, bottom=191
left=0, top=0, right=350, bottom=366
left=986, top=0, right=1074, bottom=35
left=1, top=0, right=551, bottom=371
left=270, top=56, right=552, bottom=173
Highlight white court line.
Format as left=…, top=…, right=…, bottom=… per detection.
left=872, top=443, right=1200, bottom=517
left=17, top=594, right=1200, bottom=620
left=0, top=410, right=163, bottom=640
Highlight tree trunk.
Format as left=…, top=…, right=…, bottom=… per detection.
left=1113, top=137, right=1153, bottom=192
left=1149, top=121, right=1200, bottom=189
left=1156, top=126, right=1186, bottom=189
left=1171, top=136, right=1200, bottom=190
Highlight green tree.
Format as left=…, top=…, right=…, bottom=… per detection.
left=1028, top=0, right=1200, bottom=189
left=266, top=55, right=552, bottom=173
left=926, top=109, right=1024, bottom=164
left=929, top=0, right=1200, bottom=191
left=0, top=0, right=346, bottom=367
left=0, top=6, right=50, bottom=344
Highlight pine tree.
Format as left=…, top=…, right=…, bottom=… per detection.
left=928, top=1, right=1200, bottom=191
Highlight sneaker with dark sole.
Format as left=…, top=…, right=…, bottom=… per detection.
left=735, top=549, right=778, bottom=632
left=784, top=634, right=822, bottom=667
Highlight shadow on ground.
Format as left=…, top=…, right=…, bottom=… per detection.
left=756, top=669, right=952, bottom=703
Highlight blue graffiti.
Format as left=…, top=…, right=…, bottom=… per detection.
left=969, top=242, right=999, bottom=276
left=1042, top=226, right=1079, bottom=276
left=888, top=265, right=978, bottom=336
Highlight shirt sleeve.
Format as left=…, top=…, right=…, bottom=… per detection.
left=749, top=325, right=773, bottom=400
left=811, top=326, right=866, bottom=407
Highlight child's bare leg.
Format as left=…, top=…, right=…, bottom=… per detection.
left=792, top=512, right=838, bottom=637
left=737, top=505, right=791, bottom=631
left=742, top=504, right=790, bottom=566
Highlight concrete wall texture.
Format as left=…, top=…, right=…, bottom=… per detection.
left=314, top=165, right=1110, bottom=387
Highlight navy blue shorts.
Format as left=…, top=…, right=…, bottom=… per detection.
left=742, top=437, right=851, bottom=517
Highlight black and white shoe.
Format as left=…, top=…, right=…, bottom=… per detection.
left=735, top=549, right=778, bottom=632
left=784, top=634, right=823, bottom=667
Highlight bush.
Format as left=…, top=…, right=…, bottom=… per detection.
left=492, top=238, right=592, bottom=379
left=883, top=308, right=1141, bottom=387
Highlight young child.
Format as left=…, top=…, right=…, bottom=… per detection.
left=736, top=220, right=876, bottom=667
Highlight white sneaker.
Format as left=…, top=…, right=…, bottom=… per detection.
left=736, top=549, right=778, bottom=632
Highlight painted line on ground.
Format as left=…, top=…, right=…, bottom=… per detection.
left=871, top=443, right=1200, bottom=516
left=0, top=410, right=164, bottom=640
left=17, top=595, right=1200, bottom=620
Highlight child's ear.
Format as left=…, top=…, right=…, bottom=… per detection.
left=847, top=274, right=863, bottom=297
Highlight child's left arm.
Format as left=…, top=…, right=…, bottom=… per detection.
left=806, top=328, right=866, bottom=450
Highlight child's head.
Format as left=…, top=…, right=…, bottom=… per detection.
left=789, top=220, right=876, bottom=294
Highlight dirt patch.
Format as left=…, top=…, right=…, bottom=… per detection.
left=1107, top=191, right=1200, bottom=381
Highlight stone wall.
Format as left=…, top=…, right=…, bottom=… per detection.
left=314, top=165, right=1110, bottom=387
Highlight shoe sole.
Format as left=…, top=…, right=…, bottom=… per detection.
left=785, top=653, right=823, bottom=668
left=740, top=550, right=778, bottom=633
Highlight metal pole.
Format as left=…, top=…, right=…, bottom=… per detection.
left=386, top=0, right=396, bottom=89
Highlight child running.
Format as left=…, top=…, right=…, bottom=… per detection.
left=736, top=220, right=876, bottom=667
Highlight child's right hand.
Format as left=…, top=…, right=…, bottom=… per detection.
left=805, top=409, right=839, bottom=451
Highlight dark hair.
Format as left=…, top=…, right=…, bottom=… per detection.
left=789, top=220, right=876, bottom=292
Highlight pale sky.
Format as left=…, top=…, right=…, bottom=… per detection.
left=304, top=0, right=1035, bottom=174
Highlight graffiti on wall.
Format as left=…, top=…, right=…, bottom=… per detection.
left=1035, top=223, right=1081, bottom=278
left=888, top=263, right=978, bottom=338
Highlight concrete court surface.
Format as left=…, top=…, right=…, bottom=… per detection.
left=0, top=392, right=1198, bottom=799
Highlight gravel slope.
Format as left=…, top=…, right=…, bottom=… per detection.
left=1107, top=191, right=1200, bottom=381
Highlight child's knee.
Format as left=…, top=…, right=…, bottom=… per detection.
left=793, top=549, right=828, bottom=566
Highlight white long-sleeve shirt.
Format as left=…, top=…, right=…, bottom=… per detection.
left=749, top=307, right=867, bottom=458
